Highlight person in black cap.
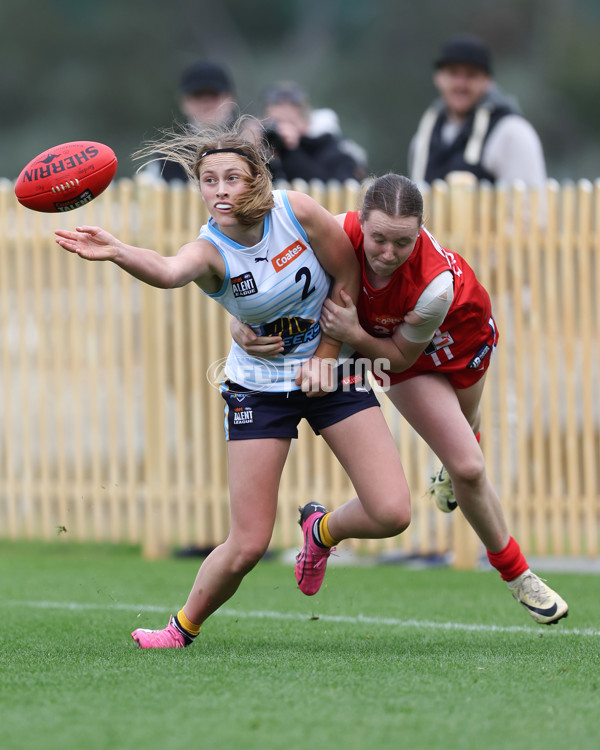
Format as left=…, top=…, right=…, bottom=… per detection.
left=179, top=61, right=237, bottom=132
left=408, top=34, right=547, bottom=194
left=148, top=61, right=240, bottom=183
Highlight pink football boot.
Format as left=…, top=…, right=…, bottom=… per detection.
left=132, top=616, right=187, bottom=649
left=295, top=502, right=334, bottom=596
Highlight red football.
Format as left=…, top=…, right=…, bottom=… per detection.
left=14, top=141, right=118, bottom=212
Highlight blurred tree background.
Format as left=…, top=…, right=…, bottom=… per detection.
left=2, top=0, right=599, bottom=181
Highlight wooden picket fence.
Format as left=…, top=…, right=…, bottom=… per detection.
left=0, top=175, right=599, bottom=565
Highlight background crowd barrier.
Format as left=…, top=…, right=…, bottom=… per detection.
left=1, top=176, right=598, bottom=566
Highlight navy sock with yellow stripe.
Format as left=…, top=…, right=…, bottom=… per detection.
left=312, top=512, right=338, bottom=548
left=172, top=608, right=201, bottom=645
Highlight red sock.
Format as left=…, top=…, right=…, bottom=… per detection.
left=486, top=536, right=529, bottom=581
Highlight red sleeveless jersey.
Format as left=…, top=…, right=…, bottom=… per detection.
left=343, top=211, right=497, bottom=388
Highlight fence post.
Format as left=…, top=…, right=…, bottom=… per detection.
left=447, top=173, right=481, bottom=570
left=137, top=178, right=171, bottom=558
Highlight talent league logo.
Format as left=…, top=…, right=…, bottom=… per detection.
left=271, top=239, right=307, bottom=272
left=231, top=271, right=258, bottom=297
left=55, top=190, right=95, bottom=211
left=232, top=406, right=253, bottom=424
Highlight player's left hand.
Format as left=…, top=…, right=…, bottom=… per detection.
left=320, top=290, right=361, bottom=343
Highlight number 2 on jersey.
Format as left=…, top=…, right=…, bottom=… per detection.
left=295, top=266, right=315, bottom=300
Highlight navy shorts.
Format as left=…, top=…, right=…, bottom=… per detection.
left=220, top=360, right=380, bottom=440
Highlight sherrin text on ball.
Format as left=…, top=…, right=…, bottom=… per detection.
left=15, top=141, right=118, bottom=212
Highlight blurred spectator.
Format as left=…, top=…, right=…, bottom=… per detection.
left=262, top=81, right=366, bottom=183
left=408, top=34, right=547, bottom=190
left=147, top=61, right=238, bottom=183
left=178, top=60, right=237, bottom=128
left=307, top=107, right=368, bottom=179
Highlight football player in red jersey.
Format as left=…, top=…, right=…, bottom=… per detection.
left=232, top=173, right=568, bottom=626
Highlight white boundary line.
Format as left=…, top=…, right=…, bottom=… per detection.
left=4, top=599, right=599, bottom=637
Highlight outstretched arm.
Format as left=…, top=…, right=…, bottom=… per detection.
left=55, top=225, right=223, bottom=291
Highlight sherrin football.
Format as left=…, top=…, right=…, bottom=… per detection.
left=14, top=141, right=118, bottom=212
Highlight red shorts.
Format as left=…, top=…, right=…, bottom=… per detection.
left=377, top=315, right=499, bottom=390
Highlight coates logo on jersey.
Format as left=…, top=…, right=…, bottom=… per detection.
left=375, top=314, right=402, bottom=329
left=271, top=239, right=307, bottom=272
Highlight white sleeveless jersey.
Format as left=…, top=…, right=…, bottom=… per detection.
left=200, top=190, right=330, bottom=391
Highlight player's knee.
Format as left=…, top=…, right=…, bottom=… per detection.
left=449, top=453, right=486, bottom=488
left=230, top=540, right=269, bottom=575
left=372, top=497, right=411, bottom=536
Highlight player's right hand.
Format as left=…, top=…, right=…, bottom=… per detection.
left=55, top=225, right=119, bottom=261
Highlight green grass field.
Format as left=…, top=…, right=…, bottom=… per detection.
left=1, top=540, right=598, bottom=750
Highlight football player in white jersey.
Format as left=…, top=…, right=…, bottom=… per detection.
left=55, top=118, right=411, bottom=649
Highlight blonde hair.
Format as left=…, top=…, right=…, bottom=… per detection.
left=135, top=116, right=274, bottom=226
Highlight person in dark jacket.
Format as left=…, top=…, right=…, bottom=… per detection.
left=262, top=81, right=364, bottom=183
left=408, top=34, right=546, bottom=189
